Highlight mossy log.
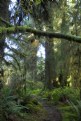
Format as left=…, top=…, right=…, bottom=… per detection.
left=0, top=26, right=81, bottom=43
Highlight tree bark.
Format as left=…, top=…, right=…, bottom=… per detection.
left=45, top=39, right=56, bottom=89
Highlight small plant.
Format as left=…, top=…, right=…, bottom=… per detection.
left=69, top=100, right=81, bottom=121
left=59, top=100, right=81, bottom=121
left=0, top=87, right=29, bottom=120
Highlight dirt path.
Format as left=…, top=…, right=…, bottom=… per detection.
left=42, top=100, right=62, bottom=121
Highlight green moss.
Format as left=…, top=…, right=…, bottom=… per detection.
left=0, top=26, right=81, bottom=43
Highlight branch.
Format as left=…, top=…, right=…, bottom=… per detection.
left=0, top=26, right=81, bottom=43
left=3, top=59, right=17, bottom=70
left=5, top=53, right=21, bottom=70
left=6, top=45, right=26, bottom=58
left=0, top=17, right=12, bottom=27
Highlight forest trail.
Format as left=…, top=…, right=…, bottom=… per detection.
left=41, top=100, right=62, bottom=121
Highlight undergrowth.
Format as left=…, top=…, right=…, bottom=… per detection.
left=0, top=87, right=45, bottom=121
left=42, top=87, right=80, bottom=121
left=42, top=87, right=80, bottom=104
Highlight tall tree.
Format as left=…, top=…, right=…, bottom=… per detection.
left=0, top=0, right=9, bottom=80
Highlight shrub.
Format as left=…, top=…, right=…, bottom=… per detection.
left=0, top=87, right=29, bottom=120
left=42, top=87, right=80, bottom=104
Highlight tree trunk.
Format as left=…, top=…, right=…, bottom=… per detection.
left=60, top=11, right=69, bottom=87
left=45, top=39, right=56, bottom=89
left=0, top=0, right=9, bottom=80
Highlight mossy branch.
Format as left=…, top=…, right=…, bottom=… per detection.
left=0, top=26, right=81, bottom=43
left=3, top=59, right=17, bottom=70
left=6, top=45, right=26, bottom=58
left=5, top=53, right=21, bottom=70
left=0, top=17, right=12, bottom=27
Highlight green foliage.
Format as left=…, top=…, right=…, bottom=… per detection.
left=42, top=87, right=80, bottom=104
left=59, top=100, right=81, bottom=121
left=69, top=100, right=81, bottom=121
left=0, top=87, right=23, bottom=120
left=27, top=103, right=42, bottom=113
left=60, top=105, right=77, bottom=121
left=0, top=87, right=44, bottom=121
left=1, top=0, right=81, bottom=121
left=26, top=80, right=44, bottom=90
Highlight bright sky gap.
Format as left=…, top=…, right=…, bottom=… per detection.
left=5, top=0, right=45, bottom=60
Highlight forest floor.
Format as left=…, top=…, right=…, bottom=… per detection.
left=7, top=99, right=62, bottom=121
left=41, top=100, right=62, bottom=121
left=19, top=99, right=62, bottom=121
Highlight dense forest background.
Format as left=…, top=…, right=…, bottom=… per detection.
left=0, top=0, right=81, bottom=121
